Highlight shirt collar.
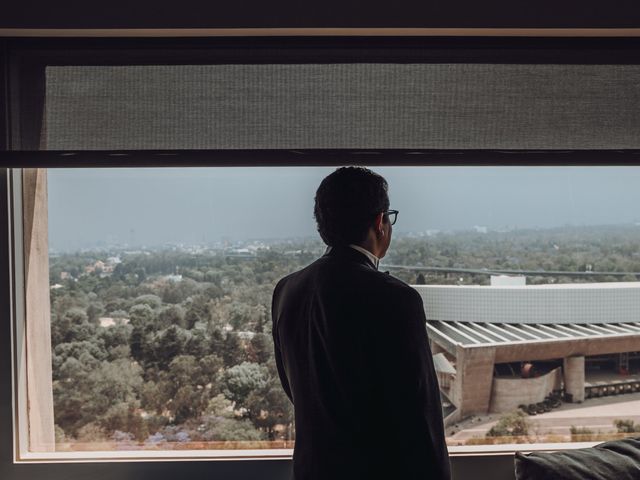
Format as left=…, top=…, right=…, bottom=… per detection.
left=348, top=244, right=380, bottom=270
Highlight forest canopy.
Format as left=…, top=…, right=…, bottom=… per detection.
left=49, top=225, right=640, bottom=448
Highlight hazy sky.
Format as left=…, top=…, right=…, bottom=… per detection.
left=48, top=167, right=640, bottom=251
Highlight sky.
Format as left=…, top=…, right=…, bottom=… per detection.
left=48, top=166, right=640, bottom=251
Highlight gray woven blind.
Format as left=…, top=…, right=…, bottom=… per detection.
left=45, top=64, right=640, bottom=150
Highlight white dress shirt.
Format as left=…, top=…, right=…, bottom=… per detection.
left=348, top=244, right=380, bottom=270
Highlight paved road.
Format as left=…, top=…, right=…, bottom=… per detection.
left=450, top=392, right=640, bottom=442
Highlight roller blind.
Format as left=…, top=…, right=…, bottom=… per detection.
left=45, top=64, right=640, bottom=150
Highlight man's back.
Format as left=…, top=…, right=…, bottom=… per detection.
left=272, top=246, right=450, bottom=480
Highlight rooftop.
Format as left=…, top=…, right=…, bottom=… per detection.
left=414, top=282, right=640, bottom=290
left=427, top=320, right=640, bottom=348
left=414, top=282, right=640, bottom=326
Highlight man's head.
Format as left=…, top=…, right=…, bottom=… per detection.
left=314, top=166, right=393, bottom=257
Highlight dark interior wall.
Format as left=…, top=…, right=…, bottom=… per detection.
left=2, top=0, right=640, bottom=29
left=0, top=455, right=517, bottom=480
left=0, top=42, right=15, bottom=480
left=2, top=0, right=632, bottom=469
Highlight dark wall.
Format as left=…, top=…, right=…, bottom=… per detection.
left=2, top=0, right=640, bottom=29
left=0, top=451, right=516, bottom=480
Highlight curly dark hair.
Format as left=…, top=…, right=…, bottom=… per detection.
left=314, top=167, right=390, bottom=247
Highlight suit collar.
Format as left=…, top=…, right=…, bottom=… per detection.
left=348, top=244, right=380, bottom=269
left=324, top=245, right=378, bottom=271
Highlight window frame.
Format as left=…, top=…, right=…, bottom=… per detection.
left=11, top=163, right=635, bottom=466
left=4, top=36, right=640, bottom=479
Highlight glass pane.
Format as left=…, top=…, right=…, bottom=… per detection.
left=44, top=65, right=640, bottom=150
left=42, top=166, right=640, bottom=454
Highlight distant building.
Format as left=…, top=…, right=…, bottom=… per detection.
left=85, top=260, right=105, bottom=273
left=237, top=331, right=256, bottom=340
left=163, top=274, right=183, bottom=283
left=415, top=282, right=640, bottom=425
left=225, top=248, right=256, bottom=259
left=99, top=317, right=130, bottom=328
left=84, top=259, right=116, bottom=275
left=106, top=256, right=122, bottom=265
left=490, top=275, right=526, bottom=286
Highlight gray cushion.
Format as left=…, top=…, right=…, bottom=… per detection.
left=515, top=437, right=640, bottom=480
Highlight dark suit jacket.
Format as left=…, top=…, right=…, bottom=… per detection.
left=272, top=245, right=451, bottom=480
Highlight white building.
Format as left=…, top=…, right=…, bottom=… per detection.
left=415, top=282, right=640, bottom=423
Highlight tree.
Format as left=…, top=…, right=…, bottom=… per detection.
left=86, top=302, right=105, bottom=325
left=149, top=325, right=188, bottom=370
left=133, top=294, right=162, bottom=310
left=53, top=340, right=106, bottom=380
left=222, top=362, right=269, bottom=409
left=53, top=355, right=94, bottom=433
left=199, top=416, right=265, bottom=442
left=98, top=323, right=131, bottom=352
left=53, top=307, right=95, bottom=343
left=100, top=402, right=148, bottom=442
left=614, top=419, right=640, bottom=433
left=209, top=327, right=225, bottom=355
left=185, top=328, right=210, bottom=359
left=486, top=411, right=530, bottom=438
left=160, top=355, right=209, bottom=422
left=229, top=302, right=252, bottom=331
left=184, top=294, right=211, bottom=329
left=76, top=422, right=108, bottom=442
left=245, top=379, right=294, bottom=440
left=161, top=277, right=199, bottom=304
left=171, top=385, right=207, bottom=424
left=203, top=283, right=223, bottom=300
left=128, top=304, right=156, bottom=363
left=221, top=332, right=246, bottom=367
left=128, top=304, right=155, bottom=328
left=87, top=359, right=143, bottom=417
left=247, top=333, right=272, bottom=364
left=53, top=355, right=143, bottom=438
left=205, top=394, right=234, bottom=418
left=141, top=380, right=164, bottom=415
left=197, top=354, right=224, bottom=387
left=129, top=326, right=146, bottom=364
left=157, top=304, right=185, bottom=329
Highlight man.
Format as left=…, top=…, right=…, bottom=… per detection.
left=272, top=167, right=450, bottom=480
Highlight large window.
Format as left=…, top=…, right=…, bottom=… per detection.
left=5, top=38, right=640, bottom=473
left=9, top=165, right=640, bottom=461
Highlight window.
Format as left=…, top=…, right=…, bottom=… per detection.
left=4, top=37, right=640, bottom=475
left=37, top=165, right=640, bottom=458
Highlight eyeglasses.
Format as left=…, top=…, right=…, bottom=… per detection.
left=384, top=210, right=399, bottom=226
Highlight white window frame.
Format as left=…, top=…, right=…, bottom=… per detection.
left=9, top=165, right=621, bottom=464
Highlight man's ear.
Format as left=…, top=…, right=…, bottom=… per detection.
left=374, top=212, right=384, bottom=233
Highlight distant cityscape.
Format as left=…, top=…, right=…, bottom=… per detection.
left=49, top=222, right=640, bottom=255
left=48, top=223, right=640, bottom=450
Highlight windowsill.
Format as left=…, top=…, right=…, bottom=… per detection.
left=16, top=448, right=294, bottom=463
left=448, top=441, right=604, bottom=456
left=15, top=442, right=607, bottom=463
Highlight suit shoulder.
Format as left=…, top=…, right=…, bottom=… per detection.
left=366, top=270, right=423, bottom=303
left=273, top=257, right=322, bottom=295
left=274, top=270, right=295, bottom=290
left=273, top=269, right=300, bottom=297
left=374, top=270, right=418, bottom=293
